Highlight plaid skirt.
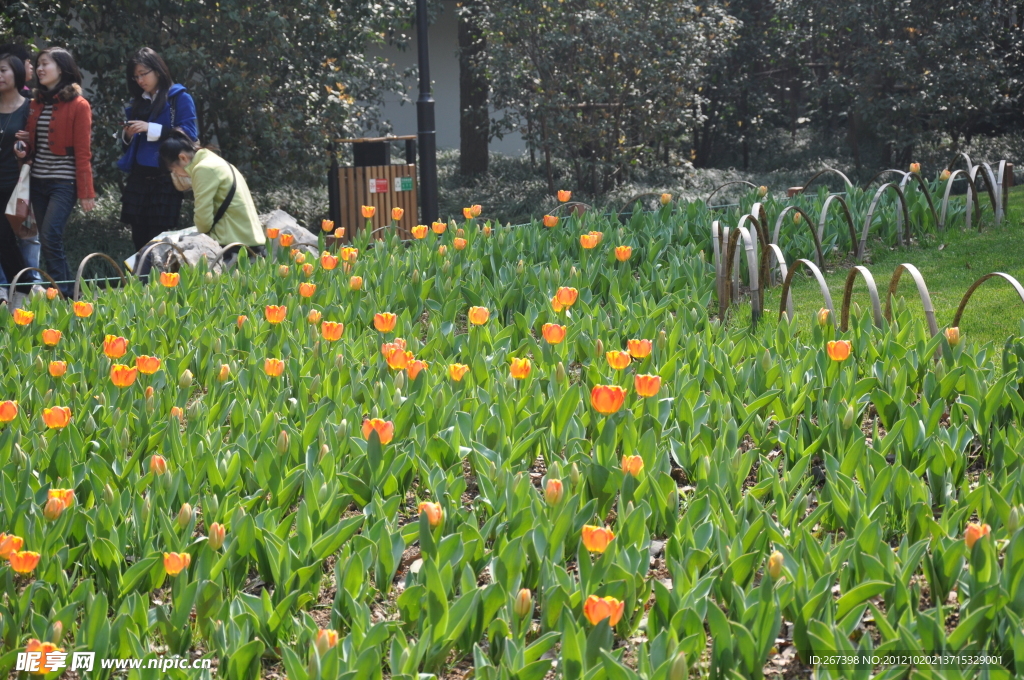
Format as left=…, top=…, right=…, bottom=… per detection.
left=119, top=165, right=184, bottom=228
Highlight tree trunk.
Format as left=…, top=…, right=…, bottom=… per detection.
left=458, top=0, right=489, bottom=176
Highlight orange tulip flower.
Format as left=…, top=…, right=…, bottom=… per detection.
left=510, top=357, right=532, bottom=380
left=412, top=224, right=428, bottom=239
left=621, top=455, right=644, bottom=477
left=163, top=552, right=191, bottom=576
left=543, top=215, right=559, bottom=228
left=9, top=550, right=40, bottom=573
left=591, top=385, right=626, bottom=414
left=965, top=522, right=991, bottom=550
left=49, top=361, right=67, bottom=377
left=418, top=501, right=443, bottom=527
left=483, top=225, right=492, bottom=235
left=159, top=272, right=180, bottom=288
left=0, top=533, right=24, bottom=558
left=42, top=406, right=72, bottom=429
left=614, top=245, right=632, bottom=261
left=945, top=327, right=961, bottom=347
left=321, top=321, right=344, bottom=342
left=468, top=306, right=490, bottom=325
left=660, top=193, right=672, bottom=205
left=768, top=551, right=784, bottom=580
left=340, top=247, right=359, bottom=262
left=544, top=479, right=564, bottom=505
left=44, top=287, right=58, bottom=300
left=382, top=338, right=407, bottom=355
left=110, top=364, right=139, bottom=388
left=41, top=329, right=61, bottom=346
left=278, top=265, right=291, bottom=278
left=627, top=338, right=652, bottom=358
left=362, top=418, right=395, bottom=445
left=453, top=237, right=467, bottom=250
left=299, top=282, right=317, bottom=298
left=392, top=206, right=404, bottom=221
left=634, top=374, right=661, bottom=397
left=315, top=629, right=339, bottom=655
left=208, top=522, right=226, bottom=550
left=463, top=207, right=474, bottom=219
left=264, top=358, right=285, bottom=377
left=407, top=359, right=428, bottom=380
left=136, top=355, right=161, bottom=375
left=940, top=169, right=951, bottom=181
left=170, top=406, right=184, bottom=422
left=0, top=400, right=17, bottom=422
left=583, top=595, right=625, bottom=627
left=24, top=639, right=64, bottom=674
left=266, top=227, right=281, bottom=239
left=13, top=309, right=34, bottom=325
left=279, top=233, right=295, bottom=247
left=385, top=348, right=413, bottom=370
left=218, top=364, right=231, bottom=381
left=307, top=309, right=322, bottom=324
left=827, top=340, right=852, bottom=362
left=150, top=454, right=168, bottom=475
left=542, top=323, right=567, bottom=344
left=374, top=312, right=397, bottom=332
left=581, top=525, right=615, bottom=553
left=265, top=305, right=287, bottom=324
left=558, top=190, right=572, bottom=202
left=555, top=287, right=579, bottom=308
left=321, top=219, right=335, bottom=232
left=300, top=262, right=312, bottom=277
left=103, top=335, right=128, bottom=359
left=817, top=307, right=831, bottom=327
left=320, top=251, right=339, bottom=270
left=449, top=363, right=470, bottom=381
left=349, top=275, right=363, bottom=291
left=470, top=204, right=482, bottom=217
left=73, top=301, right=93, bottom=317
left=909, top=162, right=921, bottom=174
left=48, top=488, right=75, bottom=510
left=432, top=221, right=447, bottom=235
left=606, top=350, right=631, bottom=370
left=580, top=234, right=599, bottom=249
left=236, top=315, right=247, bottom=328
left=361, top=205, right=376, bottom=219
left=145, top=385, right=155, bottom=399
left=43, top=497, right=65, bottom=521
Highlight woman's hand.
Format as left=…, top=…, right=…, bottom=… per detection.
left=80, top=198, right=96, bottom=213
left=125, top=121, right=148, bottom=138
left=13, top=130, right=29, bottom=157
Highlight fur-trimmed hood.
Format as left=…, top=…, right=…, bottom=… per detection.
left=33, top=82, right=82, bottom=103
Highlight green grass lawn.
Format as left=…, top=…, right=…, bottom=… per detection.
left=743, top=185, right=1024, bottom=349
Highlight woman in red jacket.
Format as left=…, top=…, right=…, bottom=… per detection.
left=13, top=47, right=94, bottom=297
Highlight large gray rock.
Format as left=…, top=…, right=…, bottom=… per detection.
left=260, top=210, right=317, bottom=247
left=154, top=233, right=224, bottom=272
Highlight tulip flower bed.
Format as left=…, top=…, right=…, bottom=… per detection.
left=2, top=198, right=1024, bottom=680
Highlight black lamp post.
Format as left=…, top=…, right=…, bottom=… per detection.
left=416, top=0, right=439, bottom=224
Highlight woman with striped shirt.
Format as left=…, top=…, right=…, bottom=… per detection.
left=13, top=47, right=94, bottom=297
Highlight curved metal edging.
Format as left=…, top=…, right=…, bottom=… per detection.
left=770, top=205, right=825, bottom=267
left=8, top=267, right=62, bottom=301
left=861, top=169, right=909, bottom=191
left=777, top=258, right=834, bottom=323
left=706, top=181, right=758, bottom=206
left=617, top=192, right=669, bottom=220
left=800, top=167, right=854, bottom=192
left=213, top=242, right=260, bottom=268
left=840, top=266, right=884, bottom=331
left=884, top=263, right=939, bottom=338
left=818, top=194, right=859, bottom=257
left=134, top=240, right=188, bottom=277
left=551, top=201, right=591, bottom=217
left=940, top=169, right=983, bottom=231
left=951, top=273, right=1024, bottom=328
left=975, top=162, right=1002, bottom=225
left=764, top=243, right=791, bottom=317
left=74, top=253, right=127, bottom=301
left=736, top=213, right=770, bottom=296
left=858, top=183, right=912, bottom=261
left=719, top=225, right=762, bottom=323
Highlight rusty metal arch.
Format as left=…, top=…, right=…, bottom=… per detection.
left=712, top=221, right=740, bottom=310
left=720, top=224, right=762, bottom=323
left=951, top=273, right=1024, bottom=328
left=818, top=194, right=859, bottom=257
left=862, top=169, right=911, bottom=191
left=799, top=167, right=854, bottom=193
left=764, top=243, right=792, bottom=318
left=939, top=169, right=983, bottom=231
left=550, top=201, right=591, bottom=217
left=74, top=253, right=127, bottom=301
left=840, top=266, right=884, bottom=331
left=770, top=205, right=825, bottom=267
left=213, top=242, right=262, bottom=268
left=777, top=258, right=834, bottom=323
left=749, top=202, right=769, bottom=239
left=975, top=162, right=1003, bottom=225
left=884, top=263, right=939, bottom=338
left=706, top=181, right=758, bottom=205
left=967, top=164, right=1000, bottom=227
left=134, top=240, right=188, bottom=276
left=7, top=267, right=62, bottom=301
left=858, top=183, right=912, bottom=260
left=897, top=172, right=941, bottom=234
left=617, top=192, right=669, bottom=219
left=736, top=212, right=771, bottom=295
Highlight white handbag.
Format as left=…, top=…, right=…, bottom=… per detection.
left=4, top=164, right=31, bottom=235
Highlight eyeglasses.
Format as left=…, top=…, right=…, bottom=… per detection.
left=133, top=70, right=153, bottom=81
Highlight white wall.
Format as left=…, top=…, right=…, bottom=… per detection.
left=366, top=1, right=525, bottom=155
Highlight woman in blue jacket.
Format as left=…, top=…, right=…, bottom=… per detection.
left=118, top=48, right=197, bottom=252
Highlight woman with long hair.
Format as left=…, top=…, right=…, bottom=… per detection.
left=119, top=47, right=197, bottom=252
left=14, top=46, right=94, bottom=297
left=159, top=130, right=266, bottom=260
left=0, top=52, right=30, bottom=303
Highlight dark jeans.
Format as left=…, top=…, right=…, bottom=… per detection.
left=30, top=178, right=77, bottom=296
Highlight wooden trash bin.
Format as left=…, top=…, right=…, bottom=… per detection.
left=328, top=136, right=418, bottom=244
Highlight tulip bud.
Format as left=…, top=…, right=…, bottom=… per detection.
left=394, top=369, right=406, bottom=391
left=146, top=393, right=155, bottom=413
left=657, top=329, right=667, bottom=351
left=206, top=494, right=220, bottom=517
left=505, top=373, right=515, bottom=391
left=760, top=349, right=772, bottom=373
left=570, top=462, right=580, bottom=488
left=141, top=497, right=151, bottom=523
left=412, top=269, right=420, bottom=284
left=933, top=360, right=946, bottom=381
left=14, top=443, right=28, bottom=469
left=176, top=503, right=193, bottom=529
left=286, top=397, right=298, bottom=416
left=49, top=620, right=63, bottom=645
left=517, top=260, right=524, bottom=275
left=768, top=550, right=784, bottom=579
left=595, top=339, right=604, bottom=356
left=205, top=271, right=214, bottom=282
left=373, top=381, right=381, bottom=400
left=514, top=588, right=533, bottom=619
left=119, top=428, right=131, bottom=451
left=178, top=369, right=193, bottom=389
left=213, top=338, right=222, bottom=354
left=699, top=456, right=711, bottom=480
left=319, top=444, right=329, bottom=461
left=278, top=265, right=290, bottom=278
left=555, top=361, right=566, bottom=384
left=83, top=414, right=97, bottom=436
left=544, top=479, right=564, bottom=505
left=309, top=375, right=321, bottom=397
left=157, top=301, right=167, bottom=316
left=207, top=522, right=226, bottom=550
left=35, top=354, right=45, bottom=373
left=843, top=404, right=856, bottom=430
left=394, top=387, right=403, bottom=401
left=669, top=652, right=688, bottom=680
left=103, top=483, right=115, bottom=505
left=43, top=497, right=65, bottom=521
left=757, top=185, right=768, bottom=198
left=1008, top=506, right=1021, bottom=533
left=337, top=419, right=349, bottom=439
left=277, top=430, right=290, bottom=454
